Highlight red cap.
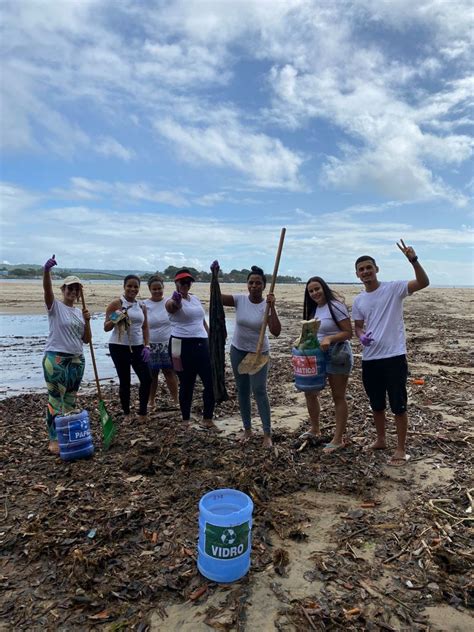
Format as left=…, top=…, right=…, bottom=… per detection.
left=174, top=271, right=195, bottom=282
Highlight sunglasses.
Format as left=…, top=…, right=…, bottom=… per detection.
left=65, top=284, right=81, bottom=292
left=177, top=278, right=192, bottom=285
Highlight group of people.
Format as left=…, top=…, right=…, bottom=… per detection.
left=42, top=239, right=429, bottom=466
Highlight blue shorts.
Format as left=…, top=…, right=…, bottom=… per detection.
left=325, top=341, right=353, bottom=375
left=149, top=342, right=173, bottom=371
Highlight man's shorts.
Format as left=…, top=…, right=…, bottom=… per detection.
left=362, top=354, right=408, bottom=415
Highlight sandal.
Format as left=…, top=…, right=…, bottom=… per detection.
left=322, top=442, right=346, bottom=454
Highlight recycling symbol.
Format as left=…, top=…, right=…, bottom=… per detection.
left=220, top=528, right=236, bottom=545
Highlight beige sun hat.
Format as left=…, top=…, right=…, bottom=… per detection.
left=62, top=275, right=82, bottom=286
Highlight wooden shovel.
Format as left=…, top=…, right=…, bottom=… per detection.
left=80, top=289, right=117, bottom=449
left=238, top=227, right=286, bottom=375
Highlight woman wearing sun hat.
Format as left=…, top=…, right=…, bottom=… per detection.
left=42, top=255, right=91, bottom=454
left=165, top=268, right=217, bottom=429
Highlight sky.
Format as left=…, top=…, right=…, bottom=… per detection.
left=1, top=0, right=473, bottom=285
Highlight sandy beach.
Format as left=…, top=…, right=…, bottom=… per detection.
left=1, top=281, right=473, bottom=630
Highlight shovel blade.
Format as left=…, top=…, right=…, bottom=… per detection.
left=98, top=399, right=117, bottom=450
left=237, top=353, right=269, bottom=375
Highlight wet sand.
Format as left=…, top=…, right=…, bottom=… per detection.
left=0, top=280, right=359, bottom=314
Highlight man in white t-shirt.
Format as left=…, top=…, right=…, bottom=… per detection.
left=352, top=240, right=430, bottom=466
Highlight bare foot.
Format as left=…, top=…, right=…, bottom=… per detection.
left=137, top=414, right=148, bottom=423
left=48, top=440, right=60, bottom=454
left=237, top=429, right=252, bottom=443
left=201, top=419, right=221, bottom=432
left=262, top=435, right=273, bottom=449
left=371, top=439, right=387, bottom=450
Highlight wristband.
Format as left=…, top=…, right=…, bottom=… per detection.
left=409, top=256, right=419, bottom=264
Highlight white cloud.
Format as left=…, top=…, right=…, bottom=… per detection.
left=54, top=178, right=190, bottom=208
left=154, top=117, right=305, bottom=190
left=96, top=137, right=135, bottom=161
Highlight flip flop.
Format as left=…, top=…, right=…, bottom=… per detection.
left=322, top=442, right=346, bottom=454
left=387, top=454, right=411, bottom=467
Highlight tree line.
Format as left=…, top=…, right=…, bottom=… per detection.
left=1, top=265, right=301, bottom=283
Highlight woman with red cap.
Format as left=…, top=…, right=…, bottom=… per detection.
left=166, top=268, right=217, bottom=429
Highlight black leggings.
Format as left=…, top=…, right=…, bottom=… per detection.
left=173, top=337, right=215, bottom=421
left=109, top=344, right=151, bottom=415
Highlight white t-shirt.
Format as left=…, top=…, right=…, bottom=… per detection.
left=144, top=298, right=172, bottom=344
left=109, top=297, right=145, bottom=346
left=313, top=300, right=350, bottom=342
left=169, top=294, right=207, bottom=338
left=44, top=299, right=85, bottom=355
left=231, top=294, right=269, bottom=353
left=352, top=281, right=409, bottom=360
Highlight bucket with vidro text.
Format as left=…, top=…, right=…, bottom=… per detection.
left=197, top=488, right=253, bottom=583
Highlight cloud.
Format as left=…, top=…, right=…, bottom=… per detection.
left=54, top=177, right=190, bottom=208
left=96, top=137, right=135, bottom=161
left=0, top=182, right=39, bottom=223
left=154, top=117, right=305, bottom=190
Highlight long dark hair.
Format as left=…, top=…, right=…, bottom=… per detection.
left=247, top=265, right=266, bottom=288
left=303, top=276, right=345, bottom=328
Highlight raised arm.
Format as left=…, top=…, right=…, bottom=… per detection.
left=166, top=291, right=182, bottom=314
left=43, top=255, right=57, bottom=310
left=210, top=259, right=235, bottom=307
left=396, top=239, right=429, bottom=294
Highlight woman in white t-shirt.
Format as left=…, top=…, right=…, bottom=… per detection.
left=166, top=268, right=217, bottom=430
left=220, top=265, right=281, bottom=449
left=144, top=275, right=178, bottom=410
left=301, top=276, right=353, bottom=453
left=104, top=275, right=152, bottom=421
left=42, top=255, right=91, bottom=454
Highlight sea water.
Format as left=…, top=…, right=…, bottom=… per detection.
left=0, top=313, right=235, bottom=399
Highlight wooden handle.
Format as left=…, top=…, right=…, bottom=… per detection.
left=255, top=227, right=286, bottom=355
left=80, top=289, right=102, bottom=399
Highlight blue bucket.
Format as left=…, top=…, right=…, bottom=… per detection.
left=291, top=347, right=327, bottom=391
left=55, top=410, right=94, bottom=461
left=197, top=488, right=253, bottom=583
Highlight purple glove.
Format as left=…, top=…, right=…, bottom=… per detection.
left=360, top=332, right=374, bottom=347
left=141, top=347, right=151, bottom=363
left=210, top=260, right=220, bottom=272
left=172, top=290, right=182, bottom=304
left=44, top=254, right=57, bottom=272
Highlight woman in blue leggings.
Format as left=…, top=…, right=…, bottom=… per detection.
left=216, top=264, right=281, bottom=448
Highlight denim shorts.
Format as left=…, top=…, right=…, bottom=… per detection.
left=325, top=341, right=353, bottom=375
left=149, top=341, right=173, bottom=371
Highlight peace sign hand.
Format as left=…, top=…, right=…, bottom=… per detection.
left=396, top=239, right=416, bottom=262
